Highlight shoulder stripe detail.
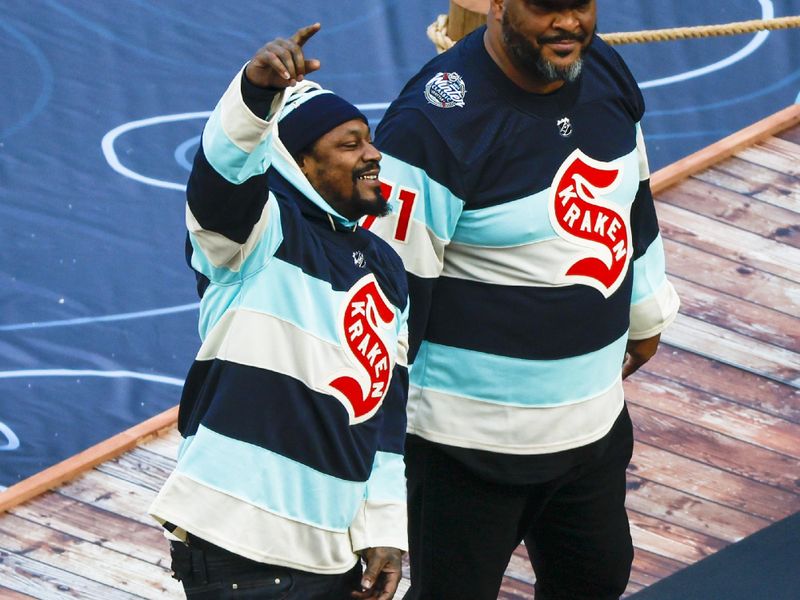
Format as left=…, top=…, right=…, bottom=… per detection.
left=378, top=153, right=464, bottom=241
left=187, top=194, right=278, bottom=272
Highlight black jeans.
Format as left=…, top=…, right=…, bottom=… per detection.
left=404, top=407, right=635, bottom=600
left=170, top=536, right=362, bottom=599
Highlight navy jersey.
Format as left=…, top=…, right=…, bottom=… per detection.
left=150, top=71, right=410, bottom=573
left=367, top=28, right=679, bottom=459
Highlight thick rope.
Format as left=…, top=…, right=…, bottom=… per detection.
left=427, top=14, right=800, bottom=52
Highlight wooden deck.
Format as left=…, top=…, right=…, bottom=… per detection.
left=1, top=105, right=799, bottom=599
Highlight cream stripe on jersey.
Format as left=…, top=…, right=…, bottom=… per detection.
left=629, top=278, right=680, bottom=339
left=406, top=379, right=624, bottom=455
left=149, top=471, right=359, bottom=574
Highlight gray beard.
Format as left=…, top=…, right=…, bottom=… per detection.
left=501, top=12, right=589, bottom=85
left=535, top=55, right=584, bottom=83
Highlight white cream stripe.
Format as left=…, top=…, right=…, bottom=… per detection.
left=196, top=308, right=401, bottom=393
left=368, top=216, right=446, bottom=279
left=217, top=66, right=277, bottom=153
left=149, top=471, right=359, bottom=574
left=406, top=380, right=624, bottom=454
left=186, top=196, right=274, bottom=270
left=629, top=279, right=681, bottom=340
left=442, top=236, right=628, bottom=288
left=636, top=123, right=651, bottom=181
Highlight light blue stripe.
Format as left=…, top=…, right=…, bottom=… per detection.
left=239, top=259, right=403, bottom=348
left=412, top=335, right=627, bottom=407
left=631, top=234, right=668, bottom=305
left=379, top=153, right=463, bottom=242
left=197, top=283, right=241, bottom=341
left=453, top=188, right=555, bottom=246
left=365, top=452, right=406, bottom=502
left=202, top=107, right=271, bottom=184
left=177, top=425, right=365, bottom=531
left=450, top=147, right=640, bottom=247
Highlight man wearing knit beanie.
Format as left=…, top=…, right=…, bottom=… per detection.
left=150, top=23, right=408, bottom=600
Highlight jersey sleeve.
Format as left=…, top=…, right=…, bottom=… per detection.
left=371, top=107, right=466, bottom=360
left=628, top=123, right=680, bottom=339
left=349, top=302, right=410, bottom=553
left=185, top=66, right=285, bottom=283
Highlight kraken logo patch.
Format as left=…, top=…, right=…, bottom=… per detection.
left=548, top=149, right=631, bottom=297
left=328, top=275, right=396, bottom=424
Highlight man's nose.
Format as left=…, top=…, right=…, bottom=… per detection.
left=363, top=142, right=382, bottom=164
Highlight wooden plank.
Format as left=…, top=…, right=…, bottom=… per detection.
left=642, top=345, right=800, bottom=423
left=0, top=587, right=38, bottom=600
left=0, top=406, right=178, bottom=514
left=629, top=443, right=800, bottom=521
left=626, top=372, right=800, bottom=459
left=776, top=124, right=800, bottom=146
left=657, top=202, right=800, bottom=283
left=630, top=404, right=800, bottom=494
left=738, top=137, right=800, bottom=178
left=662, top=313, right=800, bottom=387
left=657, top=178, right=800, bottom=247
left=94, top=447, right=174, bottom=493
left=694, top=157, right=800, bottom=213
left=670, top=277, right=800, bottom=351
left=626, top=475, right=771, bottom=543
left=628, top=510, right=727, bottom=565
left=498, top=577, right=536, bottom=599
left=56, top=469, right=160, bottom=527
left=630, top=548, right=685, bottom=587
left=623, top=581, right=645, bottom=597
left=0, top=513, right=180, bottom=599
left=9, top=492, right=171, bottom=567
left=0, top=550, right=142, bottom=600
left=650, top=104, right=800, bottom=194
left=139, top=429, right=181, bottom=460
left=663, top=238, right=799, bottom=317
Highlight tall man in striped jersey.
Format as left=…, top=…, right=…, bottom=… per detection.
left=150, top=24, right=409, bottom=600
left=366, top=1, right=680, bottom=598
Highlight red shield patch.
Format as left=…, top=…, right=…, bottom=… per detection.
left=329, top=275, right=396, bottom=424
left=548, top=149, right=631, bottom=297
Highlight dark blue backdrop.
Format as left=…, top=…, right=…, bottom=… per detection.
left=2, top=0, right=799, bottom=488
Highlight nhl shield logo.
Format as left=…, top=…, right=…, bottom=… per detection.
left=557, top=117, right=573, bottom=137
left=424, top=72, right=467, bottom=109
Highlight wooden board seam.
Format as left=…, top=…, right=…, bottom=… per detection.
left=0, top=406, right=178, bottom=514
left=651, top=104, right=800, bottom=194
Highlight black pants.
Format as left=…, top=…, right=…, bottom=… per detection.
left=404, top=409, right=635, bottom=600
left=170, top=536, right=362, bottom=599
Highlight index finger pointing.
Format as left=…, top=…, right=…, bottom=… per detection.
left=291, top=22, right=321, bottom=46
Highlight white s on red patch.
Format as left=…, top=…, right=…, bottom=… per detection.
left=548, top=149, right=631, bottom=298
left=328, top=275, right=396, bottom=425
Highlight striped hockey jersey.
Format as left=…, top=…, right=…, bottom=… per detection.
left=366, top=28, right=679, bottom=457
left=149, top=69, right=410, bottom=574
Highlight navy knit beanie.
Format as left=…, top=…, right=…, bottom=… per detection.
left=278, top=91, right=367, bottom=156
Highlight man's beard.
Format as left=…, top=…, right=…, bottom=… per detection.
left=351, top=187, right=390, bottom=218
left=501, top=12, right=591, bottom=84
left=350, top=163, right=390, bottom=218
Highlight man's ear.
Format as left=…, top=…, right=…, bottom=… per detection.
left=488, top=0, right=504, bottom=21
left=294, top=152, right=308, bottom=174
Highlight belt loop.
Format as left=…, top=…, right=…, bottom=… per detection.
left=190, top=546, right=209, bottom=585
